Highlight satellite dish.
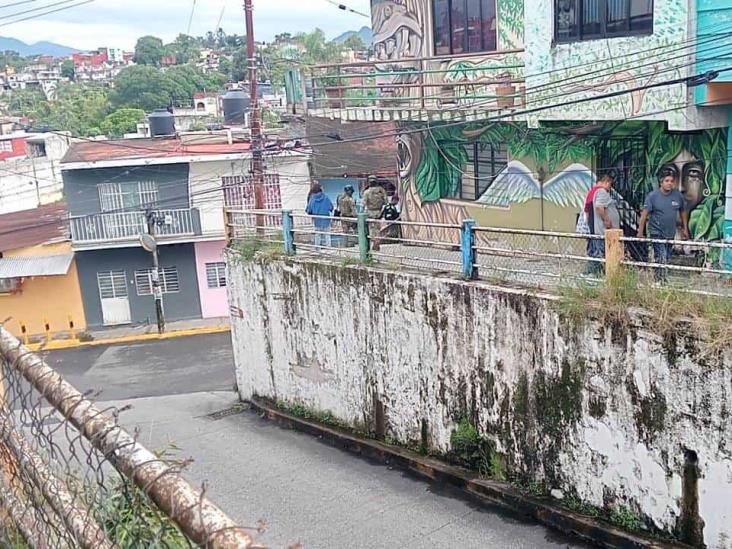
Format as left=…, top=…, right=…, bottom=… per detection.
left=140, top=233, right=157, bottom=253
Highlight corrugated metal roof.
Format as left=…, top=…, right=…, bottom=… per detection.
left=0, top=202, right=69, bottom=252
left=0, top=253, right=73, bottom=278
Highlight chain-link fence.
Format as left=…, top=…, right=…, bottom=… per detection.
left=0, top=327, right=259, bottom=549
left=474, top=227, right=605, bottom=289
left=226, top=208, right=732, bottom=296
left=619, top=235, right=732, bottom=297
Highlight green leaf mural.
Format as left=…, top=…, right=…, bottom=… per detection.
left=411, top=121, right=728, bottom=241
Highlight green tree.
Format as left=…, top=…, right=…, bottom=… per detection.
left=100, top=108, right=146, bottom=138
left=218, top=56, right=233, bottom=79
left=134, top=35, right=166, bottom=66
left=7, top=88, right=48, bottom=118
left=298, top=28, right=344, bottom=64
left=112, top=65, right=174, bottom=111
left=60, top=59, right=75, bottom=80
left=342, top=34, right=366, bottom=51
left=0, top=50, right=27, bottom=72
left=166, top=34, right=201, bottom=65
left=34, top=84, right=110, bottom=136
left=231, top=49, right=248, bottom=82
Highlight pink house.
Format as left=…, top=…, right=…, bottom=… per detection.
left=194, top=240, right=229, bottom=318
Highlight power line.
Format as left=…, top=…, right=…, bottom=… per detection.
left=321, top=0, right=369, bottom=18
left=0, top=0, right=38, bottom=9
left=186, top=0, right=197, bottom=35
left=305, top=66, right=732, bottom=149
left=0, top=0, right=94, bottom=27
left=0, top=0, right=86, bottom=20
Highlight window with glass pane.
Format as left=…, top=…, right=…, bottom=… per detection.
left=432, top=0, right=498, bottom=55
left=206, top=262, right=227, bottom=289
left=554, top=0, right=652, bottom=42
left=445, top=141, right=507, bottom=201
left=434, top=0, right=451, bottom=55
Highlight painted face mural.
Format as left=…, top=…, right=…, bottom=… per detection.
left=659, top=149, right=707, bottom=212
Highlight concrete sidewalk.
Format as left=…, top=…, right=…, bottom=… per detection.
left=28, top=317, right=230, bottom=351
left=112, top=391, right=587, bottom=549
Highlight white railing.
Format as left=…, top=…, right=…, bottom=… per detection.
left=70, top=209, right=198, bottom=243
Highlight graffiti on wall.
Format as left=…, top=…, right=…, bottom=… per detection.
left=400, top=121, right=728, bottom=242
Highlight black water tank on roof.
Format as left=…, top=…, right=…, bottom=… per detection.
left=148, top=109, right=175, bottom=137
left=222, top=89, right=250, bottom=125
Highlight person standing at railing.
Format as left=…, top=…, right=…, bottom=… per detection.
left=362, top=176, right=388, bottom=251
left=336, top=185, right=357, bottom=245
left=637, top=170, right=690, bottom=282
left=306, top=183, right=334, bottom=248
left=591, top=173, right=621, bottom=274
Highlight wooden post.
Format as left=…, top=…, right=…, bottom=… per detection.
left=604, top=229, right=624, bottom=279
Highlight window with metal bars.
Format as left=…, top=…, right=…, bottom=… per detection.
left=134, top=267, right=180, bottom=296
left=433, top=0, right=497, bottom=56
left=441, top=141, right=508, bottom=201
left=99, top=181, right=159, bottom=212
left=97, top=270, right=128, bottom=299
left=555, top=0, right=653, bottom=42
left=205, top=262, right=227, bottom=289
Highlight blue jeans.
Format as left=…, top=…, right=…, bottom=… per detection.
left=314, top=225, right=331, bottom=248
left=652, top=241, right=673, bottom=281
left=586, top=238, right=604, bottom=274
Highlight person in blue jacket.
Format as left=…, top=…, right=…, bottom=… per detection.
left=305, top=183, right=334, bottom=248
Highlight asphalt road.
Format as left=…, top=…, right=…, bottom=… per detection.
left=120, top=392, right=588, bottom=549
left=47, top=332, right=236, bottom=400
left=47, top=335, right=588, bottom=548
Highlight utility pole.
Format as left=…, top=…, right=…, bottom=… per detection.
left=244, top=0, right=265, bottom=228
left=145, top=210, right=165, bottom=334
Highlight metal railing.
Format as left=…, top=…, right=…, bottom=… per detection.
left=70, top=209, right=199, bottom=243
left=226, top=209, right=732, bottom=296
left=308, top=50, right=526, bottom=113
left=0, top=326, right=258, bottom=548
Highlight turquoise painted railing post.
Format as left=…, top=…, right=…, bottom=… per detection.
left=282, top=209, right=295, bottom=256
left=461, top=219, right=477, bottom=279
left=357, top=212, right=370, bottom=262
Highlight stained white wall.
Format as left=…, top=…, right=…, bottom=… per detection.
left=229, top=257, right=732, bottom=546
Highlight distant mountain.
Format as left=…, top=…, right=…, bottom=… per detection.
left=0, top=37, right=78, bottom=57
left=333, top=26, right=372, bottom=46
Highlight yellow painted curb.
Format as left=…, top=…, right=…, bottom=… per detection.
left=27, top=325, right=231, bottom=352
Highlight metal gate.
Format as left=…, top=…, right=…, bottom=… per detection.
left=597, top=135, right=648, bottom=260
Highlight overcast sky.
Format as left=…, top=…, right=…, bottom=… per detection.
left=4, top=0, right=373, bottom=50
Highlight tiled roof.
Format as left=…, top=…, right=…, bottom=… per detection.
left=0, top=202, right=69, bottom=252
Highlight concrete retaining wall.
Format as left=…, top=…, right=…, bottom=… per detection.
left=229, top=256, right=732, bottom=547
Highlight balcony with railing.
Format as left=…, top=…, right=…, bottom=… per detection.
left=70, top=208, right=202, bottom=249
left=306, top=50, right=525, bottom=122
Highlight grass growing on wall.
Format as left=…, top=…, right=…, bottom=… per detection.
left=557, top=270, right=732, bottom=356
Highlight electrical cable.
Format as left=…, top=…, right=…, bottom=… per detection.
left=0, top=0, right=94, bottom=27
left=0, top=0, right=89, bottom=21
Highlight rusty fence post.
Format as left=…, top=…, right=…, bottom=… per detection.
left=0, top=327, right=258, bottom=548
left=604, top=229, right=624, bottom=280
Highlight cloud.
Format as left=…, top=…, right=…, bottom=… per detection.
left=0, top=0, right=373, bottom=50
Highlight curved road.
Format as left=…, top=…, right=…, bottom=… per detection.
left=49, top=334, right=587, bottom=548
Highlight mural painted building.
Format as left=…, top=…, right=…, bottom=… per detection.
left=303, top=0, right=732, bottom=255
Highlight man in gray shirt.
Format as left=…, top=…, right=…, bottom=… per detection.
left=586, top=173, right=621, bottom=274
left=638, top=171, right=690, bottom=281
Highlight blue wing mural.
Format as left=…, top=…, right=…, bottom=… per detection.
left=542, top=164, right=594, bottom=208
left=477, top=161, right=593, bottom=208
left=477, top=161, right=540, bottom=207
